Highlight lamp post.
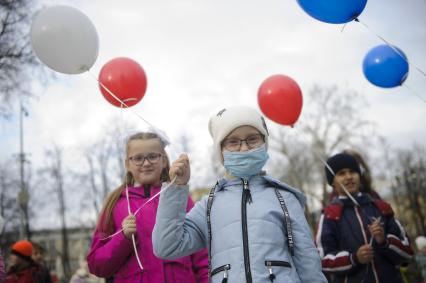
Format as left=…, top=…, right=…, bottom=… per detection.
left=17, top=99, right=30, bottom=240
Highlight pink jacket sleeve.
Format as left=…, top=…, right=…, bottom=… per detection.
left=190, top=249, right=209, bottom=283
left=186, top=197, right=209, bottom=283
left=87, top=229, right=134, bottom=278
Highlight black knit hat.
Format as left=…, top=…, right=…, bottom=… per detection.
left=325, top=153, right=361, bottom=185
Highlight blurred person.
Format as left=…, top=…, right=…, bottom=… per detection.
left=6, top=240, right=42, bottom=283
left=316, top=153, right=414, bottom=283
left=415, top=236, right=426, bottom=282
left=31, top=243, right=52, bottom=283
left=153, top=106, right=327, bottom=282
left=69, top=267, right=89, bottom=283
left=87, top=131, right=208, bottom=282
left=69, top=261, right=101, bottom=283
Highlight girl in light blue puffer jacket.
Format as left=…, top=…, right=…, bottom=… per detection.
left=153, top=106, right=327, bottom=283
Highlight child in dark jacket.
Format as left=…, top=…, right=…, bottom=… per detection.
left=316, top=153, right=414, bottom=283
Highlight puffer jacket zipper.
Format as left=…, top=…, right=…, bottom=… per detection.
left=211, top=264, right=231, bottom=282
left=241, top=178, right=253, bottom=283
left=265, top=260, right=291, bottom=282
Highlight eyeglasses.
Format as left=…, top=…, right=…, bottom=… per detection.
left=222, top=134, right=264, bottom=152
left=128, top=153, right=163, bottom=166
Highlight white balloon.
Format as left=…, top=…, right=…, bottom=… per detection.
left=30, top=5, right=99, bottom=74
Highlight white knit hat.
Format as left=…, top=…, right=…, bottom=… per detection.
left=208, top=106, right=269, bottom=161
left=416, top=236, right=426, bottom=250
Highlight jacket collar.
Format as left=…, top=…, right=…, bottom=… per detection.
left=216, top=174, right=267, bottom=191
left=121, top=185, right=161, bottom=198
left=214, top=174, right=306, bottom=208
left=333, top=192, right=372, bottom=206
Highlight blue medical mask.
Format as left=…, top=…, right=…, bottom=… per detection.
left=223, top=145, right=269, bottom=178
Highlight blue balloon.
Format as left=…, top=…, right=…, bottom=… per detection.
left=297, top=0, right=368, bottom=24
left=363, top=44, right=409, bottom=88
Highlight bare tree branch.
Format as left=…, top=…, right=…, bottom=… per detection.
left=0, top=0, right=50, bottom=118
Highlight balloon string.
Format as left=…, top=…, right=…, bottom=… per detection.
left=280, top=125, right=360, bottom=206
left=354, top=19, right=426, bottom=104
left=85, top=69, right=155, bottom=128
left=133, top=177, right=177, bottom=216
left=403, top=84, right=426, bottom=104
left=116, top=94, right=144, bottom=271
left=354, top=18, right=426, bottom=78
left=125, top=186, right=144, bottom=270
left=99, top=176, right=177, bottom=242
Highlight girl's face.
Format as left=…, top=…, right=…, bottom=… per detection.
left=125, top=138, right=168, bottom=186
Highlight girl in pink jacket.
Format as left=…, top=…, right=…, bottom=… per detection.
left=87, top=132, right=208, bottom=283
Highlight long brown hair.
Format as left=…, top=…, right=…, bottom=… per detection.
left=97, top=132, right=170, bottom=236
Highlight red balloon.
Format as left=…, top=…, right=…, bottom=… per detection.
left=257, top=74, right=303, bottom=126
left=98, top=57, right=147, bottom=108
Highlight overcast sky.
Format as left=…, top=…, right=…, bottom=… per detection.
left=1, top=0, right=425, bottom=181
